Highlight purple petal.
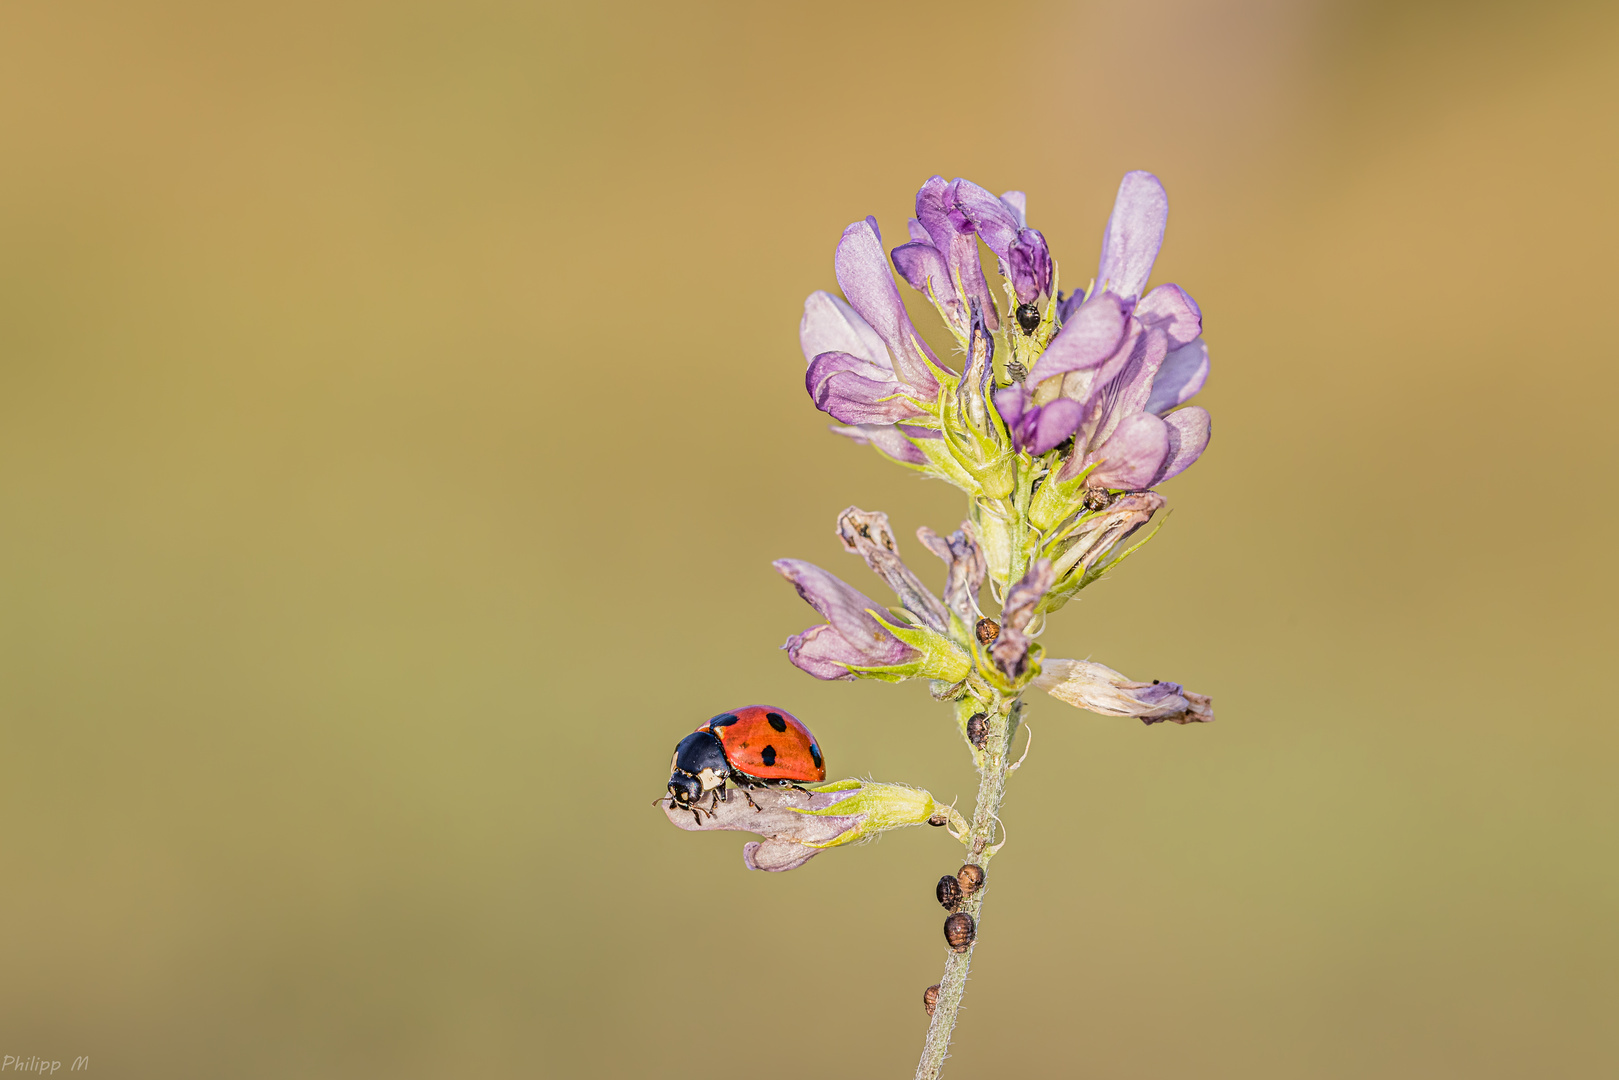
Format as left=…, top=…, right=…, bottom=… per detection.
left=992, top=384, right=1028, bottom=429
left=782, top=624, right=862, bottom=680
left=953, top=178, right=1020, bottom=257
left=1029, top=292, right=1131, bottom=384
left=906, top=217, right=930, bottom=243
left=1152, top=406, right=1211, bottom=485
left=890, top=240, right=954, bottom=309
left=1096, top=171, right=1168, bottom=302
left=1056, top=288, right=1086, bottom=324
left=1006, top=229, right=1052, bottom=304
left=806, top=352, right=928, bottom=425
left=1146, top=339, right=1209, bottom=416
left=1092, top=326, right=1171, bottom=448
left=773, top=560, right=917, bottom=666
left=914, top=177, right=998, bottom=331
left=999, top=190, right=1027, bottom=226
left=1087, top=412, right=1170, bottom=490
left=828, top=423, right=927, bottom=465
left=1135, top=284, right=1202, bottom=348
left=1029, top=397, right=1085, bottom=455
left=800, top=290, right=892, bottom=370
left=835, top=219, right=942, bottom=393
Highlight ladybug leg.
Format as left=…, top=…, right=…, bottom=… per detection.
left=741, top=786, right=762, bottom=812
left=787, top=783, right=813, bottom=798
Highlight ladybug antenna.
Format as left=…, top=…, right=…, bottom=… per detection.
left=1006, top=724, right=1034, bottom=774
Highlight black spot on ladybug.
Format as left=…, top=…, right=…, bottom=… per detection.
left=709, top=713, right=740, bottom=729
left=760, top=745, right=777, bottom=767
left=809, top=742, right=823, bottom=769
left=766, top=712, right=788, bottom=732
left=1016, top=301, right=1041, bottom=334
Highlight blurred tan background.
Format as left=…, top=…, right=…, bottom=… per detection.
left=1, top=0, right=1615, bottom=1076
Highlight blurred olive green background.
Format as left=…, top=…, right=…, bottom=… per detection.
left=2, top=1, right=1616, bottom=1076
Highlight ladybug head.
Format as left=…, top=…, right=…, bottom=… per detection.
left=667, top=769, right=703, bottom=807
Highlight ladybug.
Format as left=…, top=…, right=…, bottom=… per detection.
left=666, top=706, right=826, bottom=820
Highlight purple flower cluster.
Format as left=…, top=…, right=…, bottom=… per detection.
left=798, top=171, right=1212, bottom=494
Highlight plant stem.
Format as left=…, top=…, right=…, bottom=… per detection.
left=913, top=699, right=1017, bottom=1080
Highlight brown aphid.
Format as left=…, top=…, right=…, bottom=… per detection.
left=936, top=874, right=962, bottom=910
left=944, top=912, right=976, bottom=952
left=975, top=618, right=1000, bottom=646
left=923, top=984, right=940, bottom=1016
left=957, top=863, right=986, bottom=897
left=965, top=712, right=988, bottom=750
left=927, top=812, right=948, bottom=827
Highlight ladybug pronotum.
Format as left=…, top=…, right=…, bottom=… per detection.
left=965, top=712, right=988, bottom=750
left=923, top=984, right=941, bottom=1016
left=666, top=706, right=826, bottom=821
left=936, top=874, right=962, bottom=910
left=958, top=864, right=986, bottom=897
left=944, top=912, right=976, bottom=951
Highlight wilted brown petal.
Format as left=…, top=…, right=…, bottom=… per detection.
left=836, top=506, right=950, bottom=631
left=1050, top=492, right=1165, bottom=580
left=916, top=521, right=987, bottom=625
left=990, top=559, right=1054, bottom=678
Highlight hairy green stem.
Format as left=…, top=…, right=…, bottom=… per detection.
left=914, top=699, right=1019, bottom=1080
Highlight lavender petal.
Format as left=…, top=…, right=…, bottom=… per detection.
left=1095, top=170, right=1169, bottom=302
left=835, top=219, right=943, bottom=392
left=1029, top=292, right=1131, bottom=384
left=800, top=290, right=892, bottom=370
left=773, top=559, right=918, bottom=666
left=1135, top=284, right=1202, bottom=348
left=1087, top=412, right=1170, bottom=491
left=782, top=625, right=862, bottom=681
left=1145, top=338, right=1210, bottom=416
left=1151, top=406, right=1211, bottom=485
left=806, top=351, right=929, bottom=425
left=828, top=423, right=927, bottom=465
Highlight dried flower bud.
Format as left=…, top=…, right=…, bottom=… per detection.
left=966, top=712, right=988, bottom=749
left=957, top=864, right=986, bottom=896
left=975, top=618, right=1000, bottom=646
left=1033, top=658, right=1213, bottom=724
left=944, top=912, right=976, bottom=951
left=936, top=874, right=962, bottom=910
left=923, top=984, right=940, bottom=1016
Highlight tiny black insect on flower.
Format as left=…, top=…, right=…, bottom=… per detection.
left=936, top=874, right=963, bottom=910
left=1015, top=302, right=1041, bottom=334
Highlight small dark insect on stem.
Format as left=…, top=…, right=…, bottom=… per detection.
left=913, top=699, right=1019, bottom=1080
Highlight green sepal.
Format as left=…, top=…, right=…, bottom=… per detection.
left=787, top=780, right=942, bottom=849
left=1029, top=459, right=1098, bottom=531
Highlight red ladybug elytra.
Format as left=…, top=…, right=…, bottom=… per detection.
left=666, top=706, right=826, bottom=820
